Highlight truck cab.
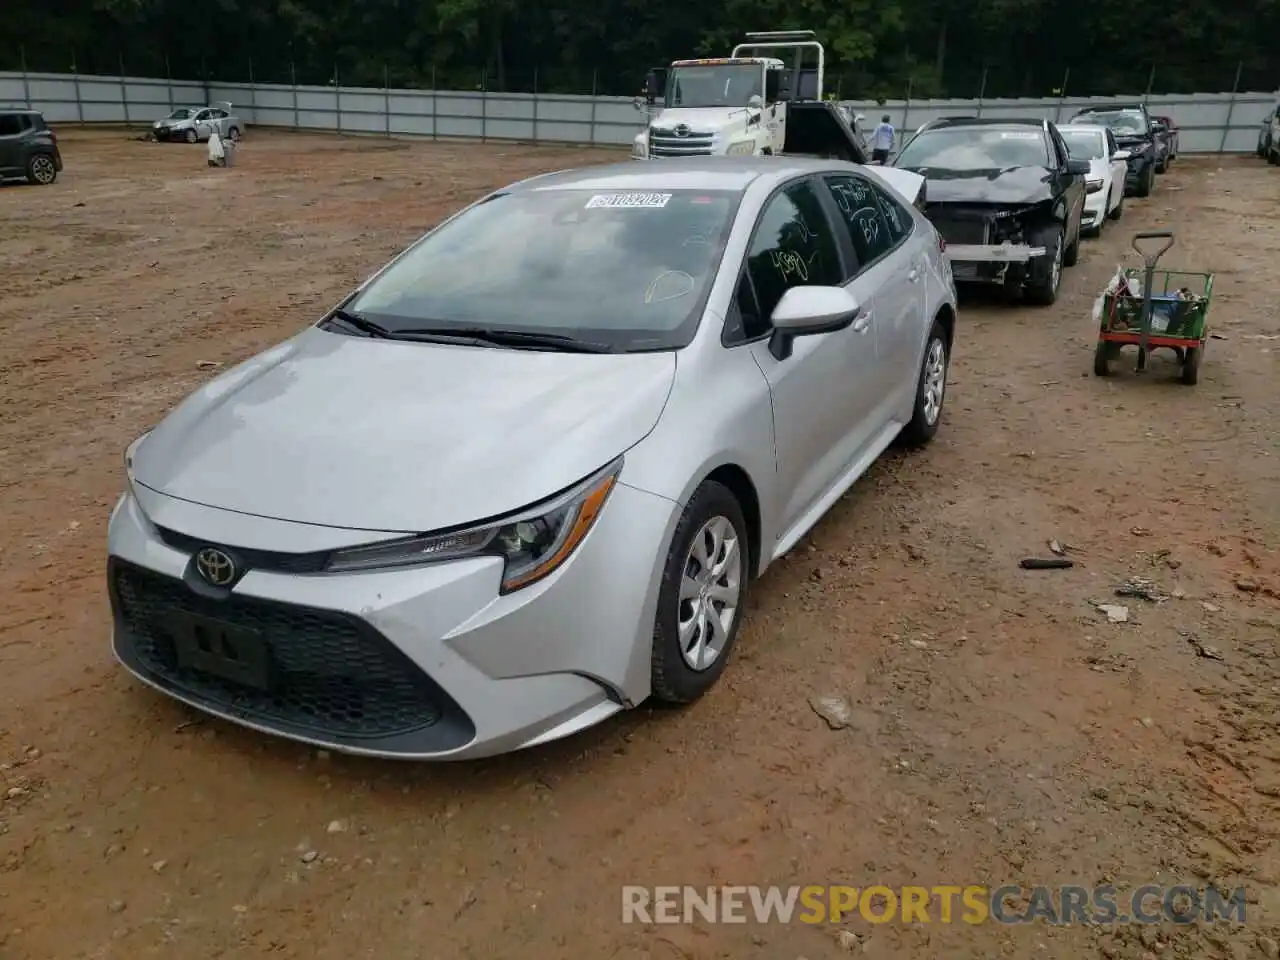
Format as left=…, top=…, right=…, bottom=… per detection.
left=631, top=30, right=863, bottom=163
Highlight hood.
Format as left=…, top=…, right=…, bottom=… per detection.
left=133, top=327, right=677, bottom=533
left=895, top=164, right=1055, bottom=205
left=862, top=166, right=925, bottom=205
left=650, top=107, right=751, bottom=135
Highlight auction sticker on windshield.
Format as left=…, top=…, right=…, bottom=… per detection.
left=999, top=132, right=1042, bottom=139
left=585, top=193, right=673, bottom=209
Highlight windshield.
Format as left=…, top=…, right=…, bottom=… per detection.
left=167, top=109, right=192, bottom=120
left=344, top=189, right=741, bottom=351
left=665, top=65, right=763, bottom=108
left=1075, top=110, right=1147, bottom=136
left=894, top=126, right=1051, bottom=170
left=1061, top=130, right=1106, bottom=160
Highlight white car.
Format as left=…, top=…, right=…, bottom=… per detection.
left=1057, top=123, right=1127, bottom=235
left=107, top=157, right=958, bottom=761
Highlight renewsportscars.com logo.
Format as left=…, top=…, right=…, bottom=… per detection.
left=621, top=885, right=1247, bottom=925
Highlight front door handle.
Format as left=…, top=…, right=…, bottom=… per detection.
left=852, top=312, right=871, bottom=333
left=908, top=267, right=920, bottom=282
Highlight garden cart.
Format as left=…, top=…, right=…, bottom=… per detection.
left=1092, top=231, right=1213, bottom=385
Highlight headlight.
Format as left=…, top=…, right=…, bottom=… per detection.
left=725, top=139, right=757, bottom=156
left=326, top=459, right=622, bottom=592
left=631, top=141, right=647, bottom=159
left=1086, top=178, right=1103, bottom=193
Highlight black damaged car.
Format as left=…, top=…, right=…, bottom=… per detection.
left=892, top=117, right=1088, bottom=306
left=1070, top=105, right=1159, bottom=197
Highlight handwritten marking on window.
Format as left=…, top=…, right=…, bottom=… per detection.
left=769, top=248, right=809, bottom=283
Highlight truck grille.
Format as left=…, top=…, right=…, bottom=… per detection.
left=648, top=127, right=715, bottom=157
left=111, top=561, right=449, bottom=740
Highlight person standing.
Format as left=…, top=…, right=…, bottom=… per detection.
left=871, top=114, right=895, bottom=164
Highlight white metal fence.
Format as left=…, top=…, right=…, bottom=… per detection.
left=1, top=70, right=1274, bottom=153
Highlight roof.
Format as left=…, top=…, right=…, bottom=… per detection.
left=504, top=157, right=845, bottom=194
left=921, top=117, right=1047, bottom=129
left=0, top=106, right=43, bottom=114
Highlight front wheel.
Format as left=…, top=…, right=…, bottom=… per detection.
left=1136, top=164, right=1154, bottom=197
left=650, top=482, right=749, bottom=704
left=1108, top=192, right=1124, bottom=221
left=898, top=319, right=949, bottom=447
left=1180, top=346, right=1201, bottom=385
left=1023, top=225, right=1063, bottom=306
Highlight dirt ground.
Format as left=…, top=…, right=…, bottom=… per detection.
left=1, top=129, right=1278, bottom=960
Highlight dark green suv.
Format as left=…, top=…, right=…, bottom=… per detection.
left=0, top=108, right=63, bottom=185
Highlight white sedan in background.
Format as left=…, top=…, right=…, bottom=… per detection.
left=1058, top=123, right=1127, bottom=235
left=107, top=157, right=958, bottom=760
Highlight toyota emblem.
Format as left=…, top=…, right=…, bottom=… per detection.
left=195, top=547, right=237, bottom=587
left=674, top=124, right=690, bottom=138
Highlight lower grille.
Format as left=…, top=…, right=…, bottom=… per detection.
left=112, top=561, right=445, bottom=739
left=927, top=213, right=989, bottom=246
left=648, top=129, right=714, bottom=157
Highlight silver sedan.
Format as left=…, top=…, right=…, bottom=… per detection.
left=108, top=157, right=958, bottom=760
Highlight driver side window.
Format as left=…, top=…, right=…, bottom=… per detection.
left=724, top=179, right=843, bottom=345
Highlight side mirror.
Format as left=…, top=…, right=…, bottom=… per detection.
left=1065, top=158, right=1091, bottom=176
left=1152, top=122, right=1167, bottom=133
left=1112, top=149, right=1131, bottom=161
left=767, top=286, right=860, bottom=361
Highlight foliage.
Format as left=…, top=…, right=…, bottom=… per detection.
left=3, top=0, right=1277, bottom=96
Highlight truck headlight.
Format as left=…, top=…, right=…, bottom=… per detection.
left=1086, top=178, right=1103, bottom=193
left=725, top=139, right=757, bottom=156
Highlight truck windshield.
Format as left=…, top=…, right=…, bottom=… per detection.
left=895, top=127, right=1052, bottom=170
left=665, top=65, right=763, bottom=108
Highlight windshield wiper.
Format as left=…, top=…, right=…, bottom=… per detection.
left=326, top=307, right=393, bottom=338
left=391, top=326, right=615, bottom=353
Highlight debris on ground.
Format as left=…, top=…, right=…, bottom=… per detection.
left=1115, top=576, right=1169, bottom=603
left=810, top=695, right=854, bottom=730
left=1185, top=636, right=1225, bottom=661
left=1094, top=603, right=1130, bottom=623
left=1020, top=557, right=1074, bottom=570
left=1048, top=539, right=1066, bottom=556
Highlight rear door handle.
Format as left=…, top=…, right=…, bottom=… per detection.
left=852, top=312, right=871, bottom=333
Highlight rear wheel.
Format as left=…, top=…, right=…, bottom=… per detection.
left=1093, top=342, right=1115, bottom=376
left=1023, top=224, right=1063, bottom=306
left=898, top=318, right=949, bottom=447
left=184, top=128, right=198, bottom=143
left=1108, top=192, right=1124, bottom=221
left=25, top=153, right=57, bottom=185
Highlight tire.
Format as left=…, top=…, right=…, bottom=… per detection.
left=650, top=481, right=749, bottom=704
left=228, top=126, right=242, bottom=142
left=1180, top=346, right=1201, bottom=385
left=184, top=128, right=198, bottom=143
left=1093, top=342, right=1113, bottom=376
left=898, top=318, right=949, bottom=447
left=1063, top=212, right=1081, bottom=267
left=1108, top=192, right=1124, bottom=221
left=1135, top=164, right=1154, bottom=197
left=25, top=153, right=58, bottom=185
left=1269, top=146, right=1280, bottom=167
left=1023, top=224, right=1063, bottom=306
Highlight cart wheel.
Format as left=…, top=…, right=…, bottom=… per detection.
left=1180, top=347, right=1201, bottom=385
left=1093, top=342, right=1112, bottom=377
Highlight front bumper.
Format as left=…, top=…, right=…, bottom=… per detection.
left=53, top=147, right=63, bottom=172
left=107, top=480, right=680, bottom=760
left=1081, top=190, right=1107, bottom=228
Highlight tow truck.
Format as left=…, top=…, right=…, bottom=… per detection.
left=631, top=31, right=868, bottom=164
